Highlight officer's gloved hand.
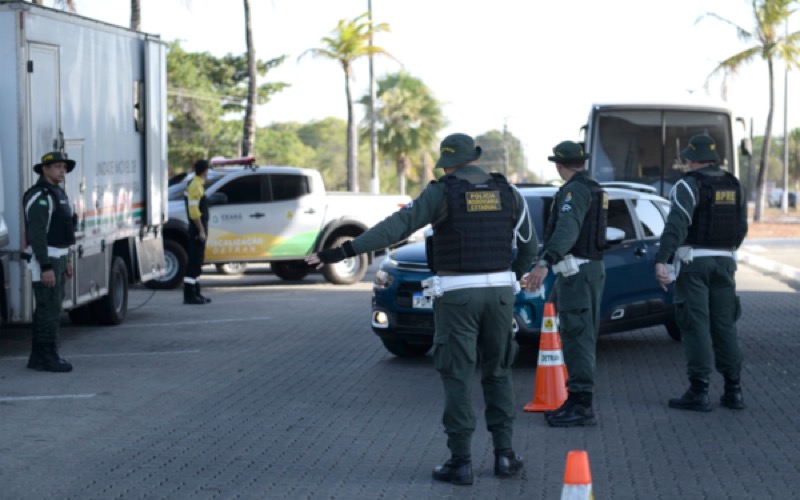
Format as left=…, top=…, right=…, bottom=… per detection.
left=317, top=241, right=357, bottom=264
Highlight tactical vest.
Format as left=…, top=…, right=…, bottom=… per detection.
left=184, top=177, right=209, bottom=229
left=684, top=170, right=742, bottom=248
left=543, top=174, right=608, bottom=260
left=23, top=181, right=76, bottom=247
left=430, top=173, right=516, bottom=273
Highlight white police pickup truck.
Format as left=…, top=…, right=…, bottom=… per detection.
left=147, top=158, right=415, bottom=288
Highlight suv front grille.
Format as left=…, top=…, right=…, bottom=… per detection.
left=396, top=281, right=424, bottom=308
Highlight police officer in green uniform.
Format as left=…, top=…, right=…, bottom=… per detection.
left=183, top=159, right=212, bottom=305
left=655, top=134, right=748, bottom=412
left=524, top=141, right=608, bottom=427
left=306, top=133, right=538, bottom=486
left=23, top=152, right=77, bottom=372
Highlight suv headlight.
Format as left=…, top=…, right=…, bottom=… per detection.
left=373, top=269, right=394, bottom=289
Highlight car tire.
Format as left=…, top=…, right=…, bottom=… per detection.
left=665, top=319, right=681, bottom=341
left=145, top=239, right=187, bottom=290
left=271, top=260, right=310, bottom=281
left=322, top=236, right=368, bottom=285
left=381, top=339, right=432, bottom=358
left=91, top=256, right=129, bottom=326
left=215, top=262, right=247, bottom=275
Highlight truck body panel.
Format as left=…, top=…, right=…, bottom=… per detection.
left=0, top=2, right=167, bottom=325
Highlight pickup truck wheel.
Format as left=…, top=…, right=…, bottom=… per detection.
left=215, top=262, right=247, bottom=275
left=322, top=236, right=368, bottom=285
left=145, top=239, right=186, bottom=290
left=91, top=256, right=128, bottom=325
left=381, top=339, right=432, bottom=357
left=271, top=260, right=309, bottom=281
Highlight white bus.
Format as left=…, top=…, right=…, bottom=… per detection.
left=581, top=101, right=751, bottom=196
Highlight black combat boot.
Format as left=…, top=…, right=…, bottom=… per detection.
left=432, top=456, right=473, bottom=485
left=720, top=377, right=745, bottom=409
left=668, top=377, right=711, bottom=412
left=494, top=449, right=524, bottom=477
left=195, top=283, right=212, bottom=303
left=28, top=342, right=73, bottom=372
left=547, top=392, right=597, bottom=427
left=184, top=283, right=206, bottom=305
left=26, top=340, right=46, bottom=370
left=544, top=391, right=577, bottom=418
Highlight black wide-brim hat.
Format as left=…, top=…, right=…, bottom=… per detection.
left=548, top=141, right=590, bottom=164
left=435, top=133, right=482, bottom=169
left=34, top=151, right=76, bottom=175
left=680, top=134, right=720, bottom=163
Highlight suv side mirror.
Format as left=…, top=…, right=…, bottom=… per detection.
left=207, top=193, right=228, bottom=207
left=740, top=138, right=753, bottom=157
left=606, top=227, right=625, bottom=245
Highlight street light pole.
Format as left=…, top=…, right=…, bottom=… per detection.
left=368, top=0, right=379, bottom=194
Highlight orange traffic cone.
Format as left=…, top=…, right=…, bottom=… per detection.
left=560, top=450, right=593, bottom=500
left=523, top=302, right=568, bottom=412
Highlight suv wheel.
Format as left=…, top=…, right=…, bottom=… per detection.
left=145, top=239, right=186, bottom=290
left=381, top=339, right=432, bottom=357
left=215, top=262, right=247, bottom=275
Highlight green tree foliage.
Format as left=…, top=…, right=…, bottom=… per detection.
left=166, top=41, right=288, bottom=173
left=360, top=71, right=445, bottom=195
left=299, top=13, right=394, bottom=192
left=476, top=130, right=540, bottom=184
left=701, top=0, right=800, bottom=221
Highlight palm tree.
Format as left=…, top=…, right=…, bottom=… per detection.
left=241, top=0, right=256, bottom=157
left=362, top=71, right=445, bottom=195
left=300, top=14, right=393, bottom=192
left=702, top=0, right=800, bottom=221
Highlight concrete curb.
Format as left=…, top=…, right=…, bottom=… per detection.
left=737, top=251, right=800, bottom=283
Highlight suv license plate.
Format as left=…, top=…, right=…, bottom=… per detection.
left=412, top=293, right=433, bottom=309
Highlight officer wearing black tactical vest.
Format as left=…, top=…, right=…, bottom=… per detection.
left=523, top=140, right=608, bottom=427
left=305, top=133, right=538, bottom=486
left=23, top=152, right=77, bottom=372
left=655, top=134, right=748, bottom=412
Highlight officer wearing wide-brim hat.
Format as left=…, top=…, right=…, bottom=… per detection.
left=655, top=134, right=748, bottom=412
left=305, top=132, right=538, bottom=485
left=524, top=139, right=608, bottom=428
left=33, top=151, right=76, bottom=175
left=23, top=151, right=77, bottom=372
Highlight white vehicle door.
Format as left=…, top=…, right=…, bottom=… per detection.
left=204, top=172, right=324, bottom=261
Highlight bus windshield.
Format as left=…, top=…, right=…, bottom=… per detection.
left=586, top=107, right=734, bottom=196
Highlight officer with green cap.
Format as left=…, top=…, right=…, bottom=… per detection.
left=23, top=151, right=77, bottom=372
left=655, top=134, right=748, bottom=412
left=524, top=140, right=608, bottom=427
left=306, top=132, right=538, bottom=486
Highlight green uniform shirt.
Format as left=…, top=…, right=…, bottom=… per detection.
left=655, top=165, right=748, bottom=264
left=24, top=179, right=69, bottom=268
left=350, top=165, right=538, bottom=279
left=541, top=170, right=594, bottom=264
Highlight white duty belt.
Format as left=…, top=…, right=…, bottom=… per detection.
left=421, top=271, right=520, bottom=298
left=669, top=246, right=736, bottom=280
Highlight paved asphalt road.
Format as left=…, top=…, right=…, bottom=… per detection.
left=0, top=258, right=798, bottom=499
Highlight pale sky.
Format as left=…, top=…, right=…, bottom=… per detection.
left=74, top=0, right=798, bottom=180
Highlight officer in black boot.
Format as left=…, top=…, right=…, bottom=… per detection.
left=23, top=152, right=77, bottom=372
left=183, top=159, right=212, bottom=305
left=655, top=134, right=748, bottom=411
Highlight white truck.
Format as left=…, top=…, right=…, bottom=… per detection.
left=147, top=158, right=416, bottom=288
left=581, top=100, right=751, bottom=197
left=0, top=1, right=168, bottom=327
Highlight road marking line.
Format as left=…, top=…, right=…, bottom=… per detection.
left=0, top=393, right=96, bottom=402
left=0, top=350, right=201, bottom=362
left=114, top=317, right=272, bottom=328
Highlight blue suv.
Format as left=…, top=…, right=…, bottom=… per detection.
left=370, top=185, right=679, bottom=357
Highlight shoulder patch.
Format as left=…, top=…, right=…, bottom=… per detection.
left=560, top=204, right=572, bottom=213
left=39, top=199, right=48, bottom=206
left=564, top=192, right=573, bottom=202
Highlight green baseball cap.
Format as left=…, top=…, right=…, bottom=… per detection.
left=34, top=151, right=76, bottom=175
left=547, top=141, right=590, bottom=165
left=435, top=133, right=482, bottom=169
left=681, top=134, right=720, bottom=163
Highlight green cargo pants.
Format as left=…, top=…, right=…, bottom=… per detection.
left=555, top=260, right=605, bottom=394
left=432, top=286, right=518, bottom=458
left=674, top=256, right=742, bottom=379
left=32, top=256, right=67, bottom=343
